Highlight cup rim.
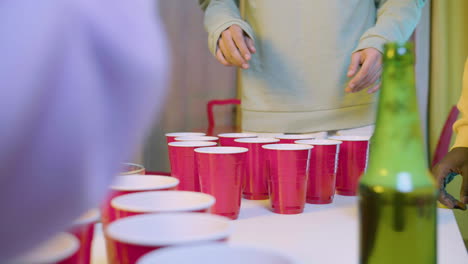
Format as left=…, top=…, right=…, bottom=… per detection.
left=234, top=137, right=280, bottom=144
left=275, top=134, right=316, bottom=140
left=262, top=144, right=313, bottom=150
left=217, top=133, right=257, bottom=138
left=121, top=162, right=145, bottom=175
left=12, top=233, right=79, bottom=264
left=174, top=136, right=219, bottom=142
left=165, top=132, right=206, bottom=137
left=107, top=213, right=233, bottom=247
left=72, top=209, right=101, bottom=226
left=194, top=146, right=249, bottom=154
left=328, top=135, right=370, bottom=141
left=294, top=139, right=343, bottom=145
left=111, top=191, right=216, bottom=213
left=168, top=141, right=218, bottom=148
left=110, top=175, right=179, bottom=191
left=136, top=243, right=299, bottom=264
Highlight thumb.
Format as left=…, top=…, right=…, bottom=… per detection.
left=348, top=52, right=361, bottom=77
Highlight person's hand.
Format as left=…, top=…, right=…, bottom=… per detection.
left=432, top=147, right=468, bottom=210
left=346, top=48, right=383, bottom=94
left=216, top=24, right=256, bottom=69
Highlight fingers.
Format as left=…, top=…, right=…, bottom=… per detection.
left=231, top=26, right=251, bottom=61
left=347, top=48, right=382, bottom=93
left=216, top=48, right=232, bottom=66
left=439, top=188, right=466, bottom=210
left=367, top=82, right=381, bottom=94
left=433, top=163, right=467, bottom=210
left=460, top=166, right=468, bottom=204
left=347, top=52, right=361, bottom=78
left=245, top=36, right=256, bottom=54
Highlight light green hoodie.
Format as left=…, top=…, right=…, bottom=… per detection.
left=200, top=0, right=425, bottom=133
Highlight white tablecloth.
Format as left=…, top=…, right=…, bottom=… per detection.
left=91, top=196, right=468, bottom=264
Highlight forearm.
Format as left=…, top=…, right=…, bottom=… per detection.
left=355, top=0, right=426, bottom=53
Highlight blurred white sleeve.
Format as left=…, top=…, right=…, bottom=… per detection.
left=0, top=0, right=169, bottom=260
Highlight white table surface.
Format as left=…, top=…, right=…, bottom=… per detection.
left=91, top=196, right=468, bottom=264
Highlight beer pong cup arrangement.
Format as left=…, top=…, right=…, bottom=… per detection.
left=195, top=146, right=248, bottom=219
left=275, top=134, right=316, bottom=144
left=111, top=191, right=215, bottom=220
left=174, top=136, right=219, bottom=143
left=101, top=175, right=179, bottom=226
left=234, top=137, right=280, bottom=200
left=328, top=136, right=370, bottom=196
left=121, top=163, right=145, bottom=175
left=295, top=139, right=342, bottom=204
left=136, top=243, right=299, bottom=264
left=217, top=133, right=257, bottom=146
left=106, top=213, right=233, bottom=264
left=10, top=233, right=79, bottom=264
left=168, top=141, right=218, bottom=191
left=67, top=209, right=100, bottom=264
left=262, top=144, right=313, bottom=214
left=165, top=132, right=206, bottom=143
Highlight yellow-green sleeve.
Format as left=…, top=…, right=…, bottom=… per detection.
left=453, top=59, right=468, bottom=148
left=199, top=0, right=255, bottom=56
left=354, top=0, right=426, bottom=53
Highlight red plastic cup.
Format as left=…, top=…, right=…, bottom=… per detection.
left=168, top=141, right=218, bottom=191
left=217, top=133, right=257, bottom=146
left=234, top=137, right=280, bottom=200
left=175, top=136, right=219, bottom=143
left=111, top=191, right=216, bottom=220
left=195, top=146, right=248, bottom=219
left=274, top=134, right=316, bottom=144
left=67, top=209, right=100, bottom=264
left=121, top=163, right=145, bottom=175
left=101, top=175, right=179, bottom=226
left=328, top=136, right=370, bottom=196
left=12, top=233, right=79, bottom=264
left=295, top=139, right=342, bottom=204
left=262, top=144, right=313, bottom=214
left=136, top=244, right=300, bottom=264
left=165, top=132, right=206, bottom=144
left=106, top=213, right=232, bottom=264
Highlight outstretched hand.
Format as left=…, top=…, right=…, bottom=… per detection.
left=216, top=24, right=256, bottom=69
left=346, top=48, right=383, bottom=94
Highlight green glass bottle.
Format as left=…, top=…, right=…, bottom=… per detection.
left=358, top=43, right=437, bottom=264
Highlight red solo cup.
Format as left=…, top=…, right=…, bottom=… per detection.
left=67, top=209, right=100, bottom=264
left=101, top=175, right=179, bottom=226
left=262, top=144, right=313, bottom=214
left=275, top=134, right=316, bottom=144
left=106, top=213, right=232, bottom=264
left=168, top=141, right=218, bottom=191
left=295, top=139, right=342, bottom=204
left=328, top=136, right=370, bottom=196
left=111, top=191, right=216, bottom=220
left=234, top=137, right=280, bottom=200
left=175, top=136, right=219, bottom=143
left=12, top=233, right=79, bottom=264
left=217, top=133, right=257, bottom=146
left=137, top=243, right=299, bottom=264
left=165, top=132, right=206, bottom=144
left=121, top=163, right=145, bottom=175
left=195, top=146, right=248, bottom=219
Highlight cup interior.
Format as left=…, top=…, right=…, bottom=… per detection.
left=262, top=144, right=313, bottom=151
left=174, top=136, right=219, bottom=141
left=234, top=138, right=280, bottom=144
left=107, top=213, right=232, bottom=247
left=136, top=243, right=298, bottom=264
left=275, top=134, right=316, bottom=140
left=218, top=133, right=257, bottom=138
left=328, top=135, right=370, bottom=141
left=110, top=175, right=179, bottom=191
left=169, top=141, right=217, bottom=148
left=165, top=132, right=206, bottom=137
left=194, top=146, right=248, bottom=154
left=295, top=139, right=342, bottom=145
left=111, top=191, right=216, bottom=213
left=120, top=162, right=145, bottom=175
left=12, top=233, right=79, bottom=264
left=72, top=209, right=100, bottom=226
